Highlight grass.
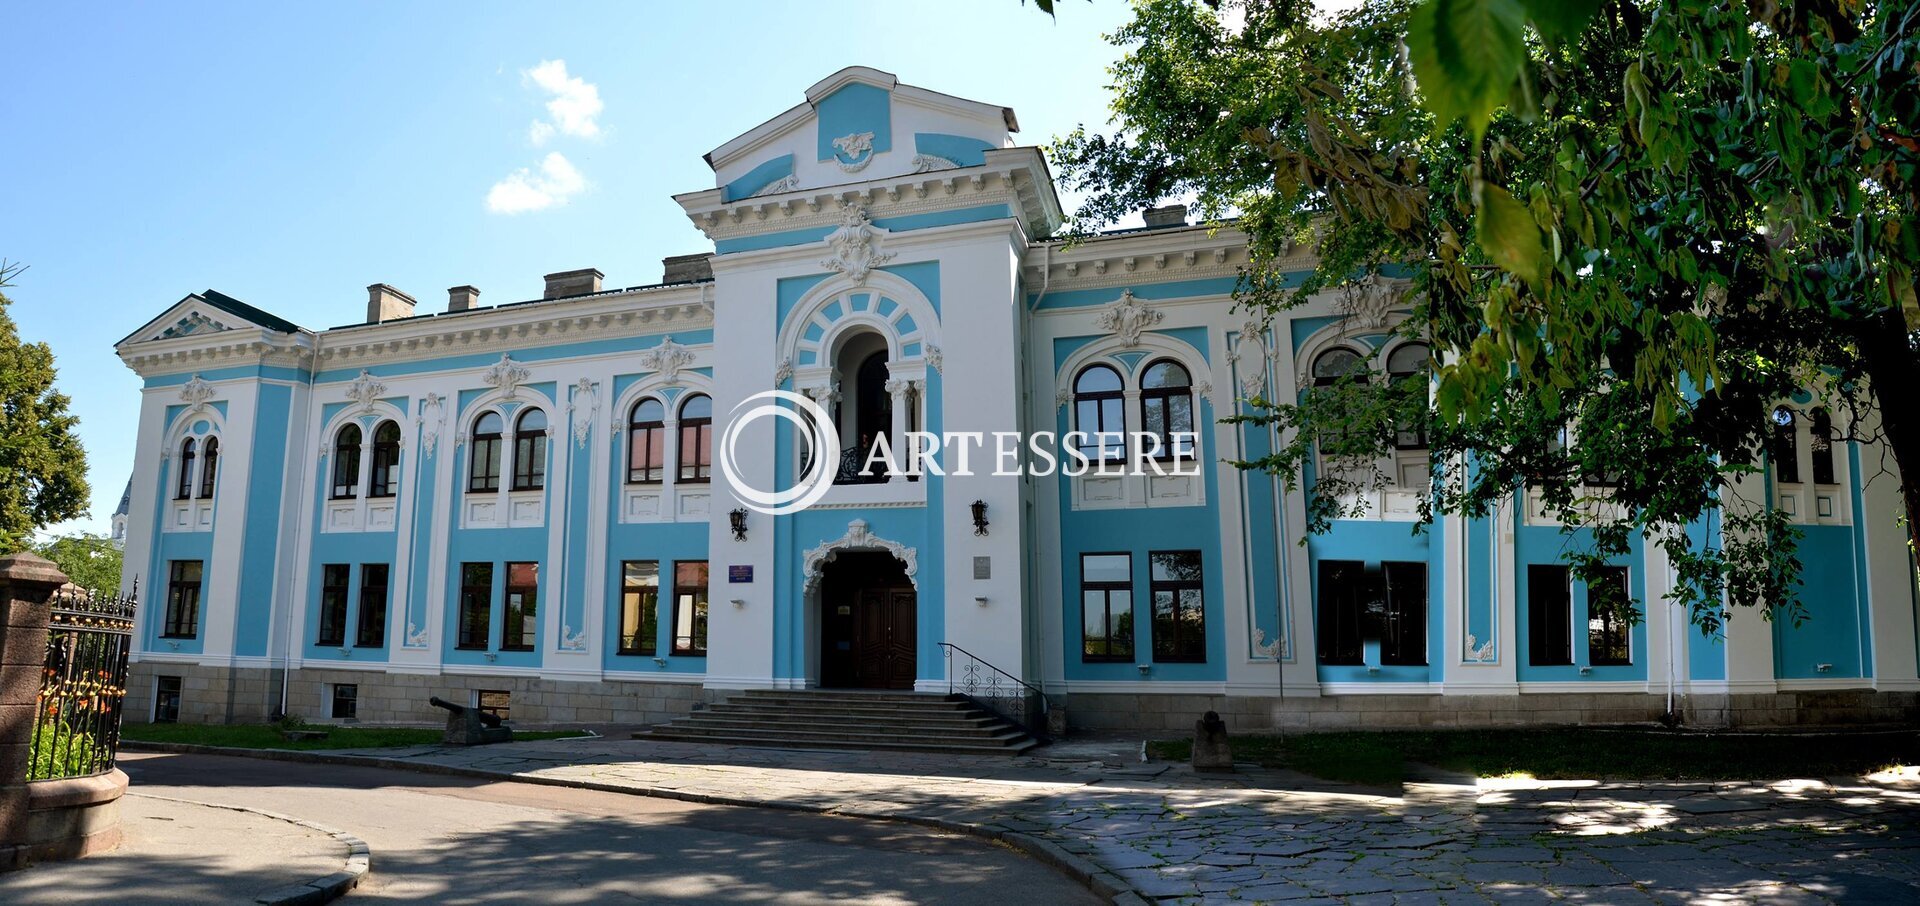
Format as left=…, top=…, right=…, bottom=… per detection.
left=1145, top=728, right=1920, bottom=787
left=28, top=727, right=104, bottom=781
left=121, top=721, right=590, bottom=751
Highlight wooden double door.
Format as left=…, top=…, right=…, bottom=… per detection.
left=820, top=552, right=917, bottom=690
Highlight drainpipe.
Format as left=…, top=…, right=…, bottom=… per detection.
left=278, top=332, right=321, bottom=720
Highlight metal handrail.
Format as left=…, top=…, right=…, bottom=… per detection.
left=938, top=642, right=1051, bottom=739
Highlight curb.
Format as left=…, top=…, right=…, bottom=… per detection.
left=126, top=791, right=370, bottom=905
left=124, top=740, right=1143, bottom=903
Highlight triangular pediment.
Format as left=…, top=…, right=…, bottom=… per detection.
left=117, top=290, right=302, bottom=349
left=705, top=66, right=1020, bottom=201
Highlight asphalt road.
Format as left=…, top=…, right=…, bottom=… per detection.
left=116, top=751, right=1105, bottom=905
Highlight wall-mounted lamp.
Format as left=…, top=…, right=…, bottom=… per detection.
left=729, top=508, right=749, bottom=542
left=483, top=652, right=498, bottom=663
left=730, top=598, right=747, bottom=609
left=1578, top=665, right=1592, bottom=676
left=339, top=648, right=352, bottom=659
left=970, top=499, right=989, bottom=536
left=1136, top=663, right=1151, bottom=676
left=1816, top=663, right=1834, bottom=673
left=973, top=595, right=989, bottom=608
left=652, top=656, right=667, bottom=667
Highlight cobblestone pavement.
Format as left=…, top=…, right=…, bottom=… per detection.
left=330, top=735, right=1920, bottom=903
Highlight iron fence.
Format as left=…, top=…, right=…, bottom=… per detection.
left=28, top=585, right=137, bottom=781
left=940, top=642, right=1050, bottom=740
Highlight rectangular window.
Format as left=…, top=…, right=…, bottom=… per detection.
left=468, top=437, right=502, bottom=493
left=1771, top=418, right=1801, bottom=484
left=1586, top=566, right=1632, bottom=666
left=457, top=562, right=493, bottom=650
left=1527, top=565, right=1574, bottom=667
left=628, top=424, right=665, bottom=484
left=1079, top=553, right=1133, bottom=662
left=679, top=423, right=712, bottom=482
left=154, top=675, right=182, bottom=723
left=1316, top=560, right=1366, bottom=666
left=330, top=683, right=358, bottom=720
left=1149, top=550, right=1205, bottom=663
left=619, top=560, right=660, bottom=655
left=163, top=560, right=203, bottom=639
left=1380, top=561, right=1429, bottom=666
left=672, top=560, right=709, bottom=655
left=316, top=563, right=349, bottom=646
left=501, top=561, right=539, bottom=651
left=511, top=435, right=546, bottom=491
left=330, top=442, right=360, bottom=499
left=1810, top=409, right=1836, bottom=485
left=476, top=689, right=510, bottom=722
left=356, top=563, right=389, bottom=648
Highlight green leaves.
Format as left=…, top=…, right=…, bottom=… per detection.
left=1475, top=181, right=1547, bottom=285
left=1406, top=0, right=1529, bottom=139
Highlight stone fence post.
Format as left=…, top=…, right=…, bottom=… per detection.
left=0, top=552, right=71, bottom=862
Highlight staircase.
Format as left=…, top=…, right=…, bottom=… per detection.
left=637, top=689, right=1041, bottom=755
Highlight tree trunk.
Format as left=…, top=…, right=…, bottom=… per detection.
left=1853, top=305, right=1920, bottom=560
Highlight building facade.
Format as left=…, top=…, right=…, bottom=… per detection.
left=114, top=68, right=1920, bottom=731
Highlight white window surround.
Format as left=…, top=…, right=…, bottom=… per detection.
left=1054, top=335, right=1212, bottom=512
left=613, top=382, right=718, bottom=525
left=162, top=416, right=224, bottom=535
left=320, top=412, right=407, bottom=534
left=1771, top=403, right=1852, bottom=526
left=461, top=404, right=549, bottom=530
left=1292, top=327, right=1432, bottom=522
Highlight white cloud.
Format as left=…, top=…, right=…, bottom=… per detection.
left=486, top=152, right=586, bottom=214
left=524, top=59, right=602, bottom=144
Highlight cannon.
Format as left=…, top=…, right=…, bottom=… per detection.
left=430, top=695, right=513, bottom=746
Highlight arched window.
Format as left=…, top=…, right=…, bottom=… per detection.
left=512, top=409, right=548, bottom=491
left=468, top=412, right=503, bottom=493
left=197, top=437, right=219, bottom=499
left=1386, top=343, right=1430, bottom=449
left=1810, top=407, right=1836, bottom=485
left=627, top=399, right=667, bottom=484
left=175, top=438, right=197, bottom=500
left=1139, top=360, right=1195, bottom=461
left=368, top=420, right=401, bottom=497
left=330, top=424, right=362, bottom=499
left=1311, top=348, right=1367, bottom=387
left=1073, top=365, right=1126, bottom=463
left=678, top=395, right=712, bottom=483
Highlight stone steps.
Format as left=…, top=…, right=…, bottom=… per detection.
left=638, top=689, right=1040, bottom=755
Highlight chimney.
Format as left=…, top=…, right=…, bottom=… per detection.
left=543, top=268, right=603, bottom=300
left=662, top=253, right=714, bottom=284
left=366, top=284, right=417, bottom=323
left=448, top=285, right=482, bottom=312
left=1142, top=204, right=1189, bottom=228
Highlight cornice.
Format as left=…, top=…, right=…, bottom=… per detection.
left=1023, top=225, right=1314, bottom=294
left=315, top=285, right=714, bottom=369
left=118, top=329, right=315, bottom=378
left=677, top=148, right=1062, bottom=245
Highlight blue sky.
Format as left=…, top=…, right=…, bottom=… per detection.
left=0, top=1, right=1138, bottom=536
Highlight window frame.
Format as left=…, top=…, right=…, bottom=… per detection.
left=1384, top=343, right=1431, bottom=450
left=1148, top=550, right=1206, bottom=663
left=197, top=436, right=220, bottom=499
left=671, top=560, right=709, bottom=655
left=456, top=562, right=493, bottom=650
left=355, top=563, right=389, bottom=648
left=1072, top=364, right=1127, bottom=463
left=1079, top=552, right=1134, bottom=663
left=1315, top=559, right=1366, bottom=666
left=1586, top=566, right=1633, bottom=667
left=1526, top=564, right=1575, bottom=667
left=1810, top=407, right=1837, bottom=486
left=1380, top=561, right=1429, bottom=667
left=510, top=409, right=548, bottom=492
left=1138, top=359, right=1195, bottom=462
left=330, top=683, right=358, bottom=720
left=677, top=395, right=713, bottom=484
left=175, top=438, right=197, bottom=501
left=153, top=675, right=182, bottom=723
left=619, top=560, right=660, bottom=655
left=162, top=559, right=203, bottom=639
left=315, top=563, right=350, bottom=647
left=368, top=420, right=401, bottom=498
left=626, top=399, right=667, bottom=485
left=500, top=561, right=539, bottom=651
left=468, top=413, right=503, bottom=494
left=330, top=423, right=362, bottom=499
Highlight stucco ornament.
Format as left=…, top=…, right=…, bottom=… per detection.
left=1251, top=626, right=1288, bottom=660
left=1094, top=289, right=1163, bottom=348
left=482, top=355, right=532, bottom=400
left=774, top=357, right=794, bottom=386
left=1235, top=318, right=1270, bottom=398
left=345, top=369, right=387, bottom=415
left=804, top=519, right=918, bottom=592
left=567, top=378, right=598, bottom=448
left=819, top=205, right=896, bottom=283
left=1464, top=633, right=1497, bottom=663
left=1339, top=273, right=1407, bottom=330
left=1055, top=387, right=1073, bottom=409
left=158, top=310, right=229, bottom=340
left=830, top=131, right=877, bottom=172
left=559, top=623, right=588, bottom=652
left=416, top=393, right=446, bottom=457
left=639, top=336, right=695, bottom=385
left=746, top=174, right=798, bottom=198
left=178, top=375, right=217, bottom=413
left=909, top=153, right=960, bottom=173
left=404, top=621, right=429, bottom=649
left=922, top=344, right=944, bottom=375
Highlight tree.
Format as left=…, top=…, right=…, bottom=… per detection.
left=1050, top=0, right=1920, bottom=634
left=0, top=261, right=90, bottom=552
left=34, top=533, right=122, bottom=596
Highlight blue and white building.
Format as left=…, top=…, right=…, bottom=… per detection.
left=113, top=68, right=1920, bottom=730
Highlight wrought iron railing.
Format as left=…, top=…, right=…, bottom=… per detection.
left=939, top=642, right=1050, bottom=740
left=28, top=585, right=136, bottom=781
left=834, top=447, right=889, bottom=485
